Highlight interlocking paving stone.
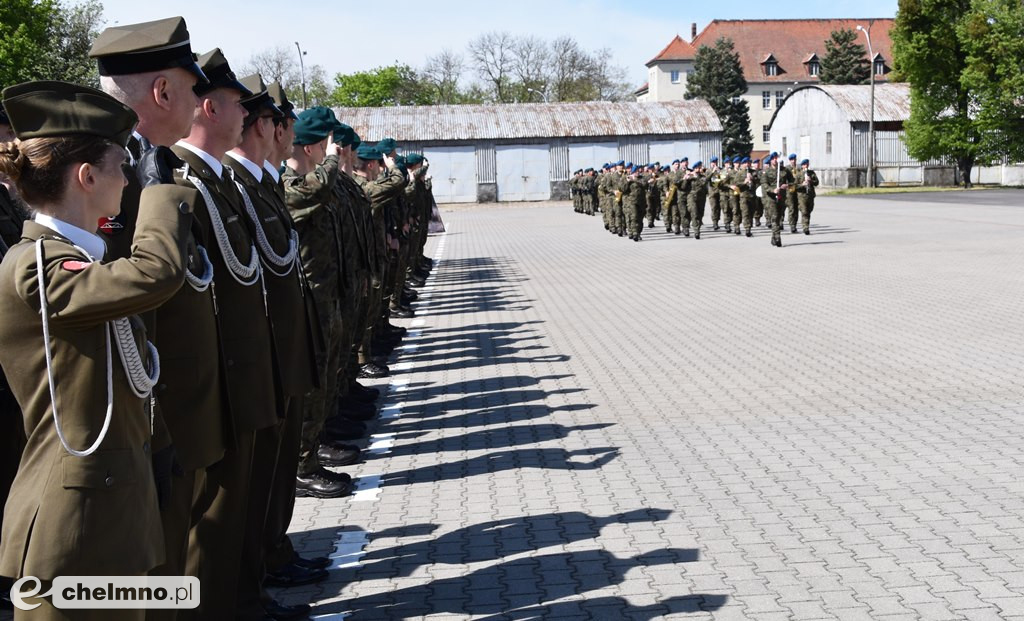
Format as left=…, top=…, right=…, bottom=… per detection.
left=270, top=191, right=1024, bottom=619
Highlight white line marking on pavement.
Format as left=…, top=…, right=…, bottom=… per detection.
left=350, top=475, right=382, bottom=502
left=380, top=403, right=403, bottom=419
left=367, top=434, right=395, bottom=455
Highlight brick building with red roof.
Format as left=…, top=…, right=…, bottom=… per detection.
left=636, top=19, right=893, bottom=154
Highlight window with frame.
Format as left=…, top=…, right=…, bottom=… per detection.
left=670, top=70, right=681, bottom=84
left=762, top=91, right=771, bottom=109
left=809, top=61, right=820, bottom=76
left=826, top=132, right=832, bottom=155
left=874, top=59, right=885, bottom=75
left=765, top=61, right=778, bottom=77
left=763, top=125, right=770, bottom=143
left=776, top=90, right=785, bottom=107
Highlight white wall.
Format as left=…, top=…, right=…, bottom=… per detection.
left=647, top=61, right=693, bottom=102
left=769, top=88, right=852, bottom=169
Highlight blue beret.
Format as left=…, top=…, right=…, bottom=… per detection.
left=625, top=161, right=633, bottom=168
left=789, top=153, right=798, bottom=160
left=680, top=156, right=689, bottom=161
left=763, top=156, right=772, bottom=164
left=800, top=159, right=809, bottom=166
left=693, top=161, right=702, bottom=168
left=710, top=156, right=718, bottom=163
left=741, top=156, right=750, bottom=163
left=769, top=152, right=778, bottom=159
left=616, top=160, right=625, bottom=166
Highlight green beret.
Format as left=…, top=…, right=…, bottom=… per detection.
left=292, top=108, right=333, bottom=145
left=2, top=80, right=138, bottom=146
left=89, top=16, right=208, bottom=83
left=350, top=131, right=361, bottom=150
left=377, top=137, right=397, bottom=153
left=355, top=144, right=382, bottom=161
left=405, top=153, right=424, bottom=166
left=193, top=48, right=251, bottom=97
left=331, top=121, right=356, bottom=146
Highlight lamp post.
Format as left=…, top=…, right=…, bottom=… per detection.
left=294, top=41, right=307, bottom=109
left=526, top=87, right=549, bottom=103
left=856, top=23, right=876, bottom=188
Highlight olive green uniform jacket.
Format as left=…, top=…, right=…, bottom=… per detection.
left=0, top=185, right=194, bottom=579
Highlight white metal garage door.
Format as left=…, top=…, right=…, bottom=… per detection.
left=649, top=139, right=701, bottom=165
left=496, top=145, right=550, bottom=201
left=421, top=146, right=477, bottom=203
left=568, top=142, right=619, bottom=173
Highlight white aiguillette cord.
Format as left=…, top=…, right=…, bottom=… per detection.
left=35, top=239, right=160, bottom=457
left=233, top=178, right=299, bottom=278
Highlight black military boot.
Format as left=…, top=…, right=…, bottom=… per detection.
left=745, top=229, right=752, bottom=237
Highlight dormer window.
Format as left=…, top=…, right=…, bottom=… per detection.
left=762, top=54, right=780, bottom=77
left=872, top=53, right=887, bottom=76
left=804, top=54, right=820, bottom=77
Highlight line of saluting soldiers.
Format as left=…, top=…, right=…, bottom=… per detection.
left=571, top=152, right=819, bottom=247
left=0, top=15, right=439, bottom=621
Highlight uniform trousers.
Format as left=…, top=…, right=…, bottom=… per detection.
left=709, top=192, right=720, bottom=226
left=798, top=194, right=814, bottom=231
left=182, top=430, right=255, bottom=621
left=264, top=395, right=304, bottom=573
left=299, top=303, right=343, bottom=476
left=687, top=195, right=706, bottom=234
left=787, top=191, right=800, bottom=228
left=146, top=467, right=202, bottom=621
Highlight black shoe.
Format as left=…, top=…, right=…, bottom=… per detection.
left=292, top=554, right=330, bottom=571
left=262, top=599, right=313, bottom=620
left=320, top=441, right=361, bottom=467
left=683, top=230, right=690, bottom=237
left=337, top=399, right=377, bottom=422
left=695, top=231, right=701, bottom=240
left=745, top=230, right=752, bottom=237
left=318, top=466, right=352, bottom=485
left=387, top=324, right=408, bottom=336
left=804, top=229, right=810, bottom=235
left=391, top=307, right=415, bottom=319
left=359, top=363, right=389, bottom=379
left=295, top=472, right=353, bottom=499
left=408, top=275, right=426, bottom=287
left=264, top=562, right=329, bottom=588
left=791, top=226, right=797, bottom=233
left=713, top=225, right=719, bottom=231
left=324, top=418, right=366, bottom=441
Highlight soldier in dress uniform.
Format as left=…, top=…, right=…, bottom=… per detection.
left=0, top=80, right=197, bottom=621
left=760, top=152, right=794, bottom=247
left=170, top=49, right=285, bottom=621
left=88, top=22, right=235, bottom=621
left=0, top=101, right=26, bottom=613
left=223, top=74, right=328, bottom=620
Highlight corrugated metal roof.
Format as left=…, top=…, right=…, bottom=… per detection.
left=769, top=83, right=911, bottom=127
left=332, top=100, right=722, bottom=143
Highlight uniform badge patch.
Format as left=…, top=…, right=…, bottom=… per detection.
left=61, top=261, right=91, bottom=272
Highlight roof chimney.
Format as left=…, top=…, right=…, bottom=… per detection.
left=691, top=23, right=697, bottom=42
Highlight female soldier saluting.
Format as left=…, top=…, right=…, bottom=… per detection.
left=0, top=80, right=196, bottom=621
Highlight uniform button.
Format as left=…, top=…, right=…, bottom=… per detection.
left=104, top=476, right=114, bottom=487
left=179, top=201, right=192, bottom=214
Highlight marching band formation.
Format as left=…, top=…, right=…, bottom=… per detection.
left=571, top=152, right=820, bottom=247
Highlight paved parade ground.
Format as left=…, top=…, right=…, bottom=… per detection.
left=288, top=190, right=1024, bottom=620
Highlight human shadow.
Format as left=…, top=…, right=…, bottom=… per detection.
left=473, top=594, right=730, bottom=620
left=393, top=386, right=586, bottom=416
left=384, top=403, right=598, bottom=435
left=380, top=447, right=620, bottom=488
left=315, top=549, right=705, bottom=619
left=374, top=423, right=614, bottom=460
left=353, top=508, right=671, bottom=578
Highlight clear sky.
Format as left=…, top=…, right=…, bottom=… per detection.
left=97, top=0, right=899, bottom=89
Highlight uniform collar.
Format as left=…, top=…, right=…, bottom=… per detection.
left=175, top=140, right=224, bottom=178
left=263, top=160, right=280, bottom=183
left=34, top=213, right=106, bottom=260
left=225, top=151, right=263, bottom=183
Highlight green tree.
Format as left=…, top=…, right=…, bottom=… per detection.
left=892, top=0, right=984, bottom=186
left=685, top=37, right=752, bottom=157
left=960, top=0, right=1024, bottom=165
left=0, top=0, right=56, bottom=86
left=328, top=65, right=433, bottom=107
left=819, top=28, right=870, bottom=85
left=40, top=0, right=104, bottom=87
